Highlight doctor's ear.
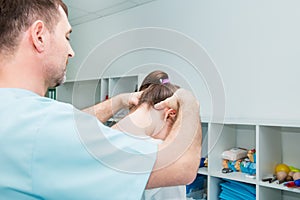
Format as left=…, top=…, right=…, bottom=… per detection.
left=31, top=20, right=46, bottom=52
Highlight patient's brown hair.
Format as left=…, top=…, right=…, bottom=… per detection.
left=139, top=70, right=169, bottom=91
left=137, top=70, right=179, bottom=108
left=138, top=83, right=179, bottom=107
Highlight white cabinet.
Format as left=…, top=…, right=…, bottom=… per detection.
left=199, top=122, right=300, bottom=200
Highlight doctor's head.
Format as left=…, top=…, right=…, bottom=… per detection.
left=0, top=0, right=74, bottom=95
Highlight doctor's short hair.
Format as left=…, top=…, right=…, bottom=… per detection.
left=0, top=0, right=68, bottom=56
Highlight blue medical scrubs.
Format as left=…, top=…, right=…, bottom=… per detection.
left=0, top=88, right=157, bottom=200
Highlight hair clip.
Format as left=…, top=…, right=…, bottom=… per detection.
left=160, top=78, right=170, bottom=84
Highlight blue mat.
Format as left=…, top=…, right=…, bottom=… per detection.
left=219, top=179, right=256, bottom=200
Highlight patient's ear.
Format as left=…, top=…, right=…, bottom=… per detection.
left=164, top=108, right=177, bottom=123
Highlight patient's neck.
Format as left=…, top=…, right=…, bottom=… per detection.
left=112, top=104, right=161, bottom=138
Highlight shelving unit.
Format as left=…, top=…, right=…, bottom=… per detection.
left=198, top=122, right=300, bottom=200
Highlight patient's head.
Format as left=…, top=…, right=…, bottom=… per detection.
left=132, top=71, right=179, bottom=140
left=114, top=70, right=179, bottom=140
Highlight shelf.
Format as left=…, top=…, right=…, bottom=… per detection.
left=259, top=181, right=300, bottom=194
left=210, top=170, right=257, bottom=185
left=198, top=167, right=208, bottom=175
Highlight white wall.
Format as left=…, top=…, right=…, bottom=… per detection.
left=67, top=0, right=300, bottom=125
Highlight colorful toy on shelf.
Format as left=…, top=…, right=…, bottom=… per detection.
left=247, top=149, right=256, bottom=163
left=262, top=175, right=277, bottom=183
left=284, top=179, right=300, bottom=188
left=289, top=166, right=300, bottom=172
left=222, top=159, right=229, bottom=168
left=276, top=171, right=288, bottom=184
left=221, top=147, right=248, bottom=161
left=222, top=149, right=256, bottom=175
left=293, top=172, right=300, bottom=181
left=275, top=163, right=290, bottom=174
left=222, top=159, right=236, bottom=173
left=199, top=157, right=208, bottom=168
left=275, top=163, right=290, bottom=183
left=286, top=171, right=294, bottom=182
left=226, top=159, right=256, bottom=175
left=283, top=171, right=300, bottom=188
left=204, top=157, right=208, bottom=167
left=275, top=163, right=289, bottom=183
left=262, top=164, right=300, bottom=186
left=240, top=160, right=256, bottom=175
left=221, top=148, right=256, bottom=175
left=226, top=159, right=240, bottom=172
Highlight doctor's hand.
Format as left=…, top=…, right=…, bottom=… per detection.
left=119, top=91, right=143, bottom=109
left=154, top=88, right=199, bottom=111
left=82, top=91, right=143, bottom=123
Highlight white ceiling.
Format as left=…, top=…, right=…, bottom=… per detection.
left=63, top=0, right=156, bottom=26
